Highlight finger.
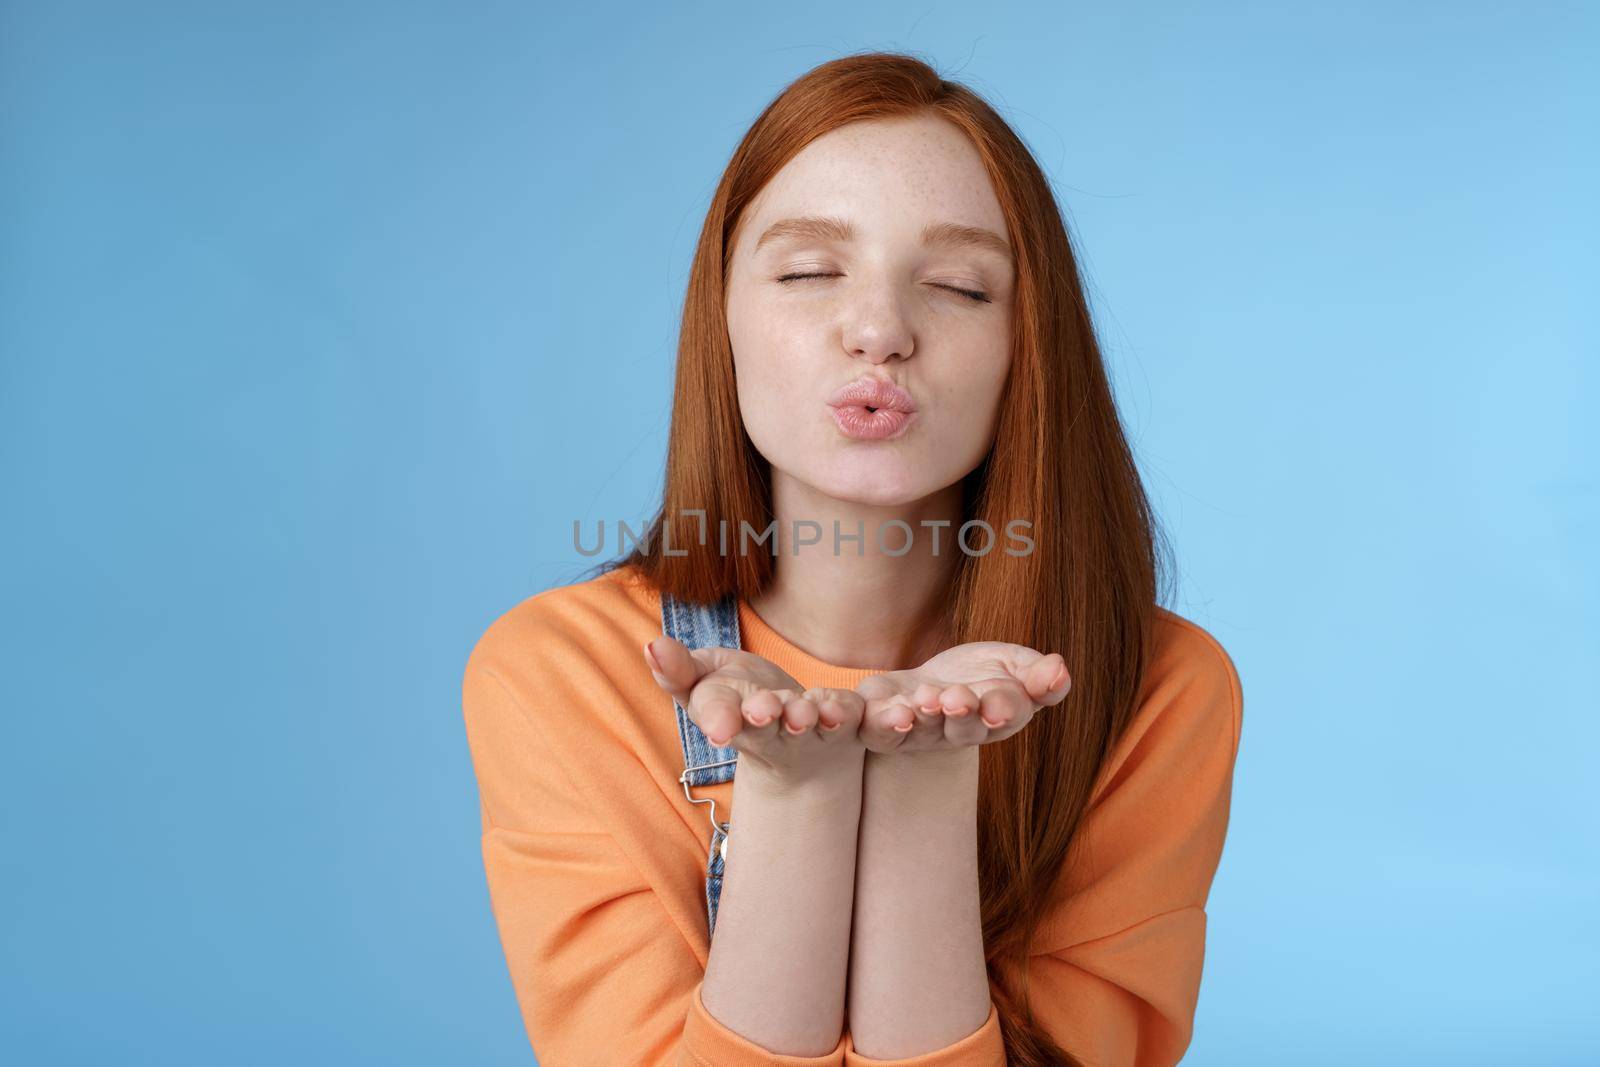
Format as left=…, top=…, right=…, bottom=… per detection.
left=1023, top=653, right=1071, bottom=705
left=938, top=683, right=988, bottom=746
left=781, top=690, right=822, bottom=736
left=689, top=680, right=746, bottom=746
left=973, top=677, right=1032, bottom=732
left=941, top=702, right=990, bottom=747
left=740, top=688, right=793, bottom=740
left=911, top=682, right=945, bottom=729
left=859, top=696, right=916, bottom=751
left=938, top=683, right=980, bottom=718
left=644, top=635, right=702, bottom=705
left=815, top=689, right=865, bottom=742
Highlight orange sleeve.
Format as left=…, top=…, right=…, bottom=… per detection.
left=463, top=663, right=849, bottom=1066
left=1018, top=623, right=1244, bottom=1066
left=842, top=1004, right=1005, bottom=1064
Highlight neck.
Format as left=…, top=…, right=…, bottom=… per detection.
left=747, top=473, right=963, bottom=671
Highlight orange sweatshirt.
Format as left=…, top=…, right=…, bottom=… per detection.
left=462, top=565, right=1242, bottom=1066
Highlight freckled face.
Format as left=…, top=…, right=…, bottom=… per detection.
left=724, top=113, right=1016, bottom=507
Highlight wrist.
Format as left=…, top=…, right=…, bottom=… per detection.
left=862, top=746, right=979, bottom=820
left=736, top=748, right=866, bottom=807
left=865, top=744, right=979, bottom=782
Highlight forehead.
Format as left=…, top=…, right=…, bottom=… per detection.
left=737, top=114, right=1007, bottom=250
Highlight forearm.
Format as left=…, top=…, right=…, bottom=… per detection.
left=847, top=746, right=991, bottom=1058
left=701, top=752, right=866, bottom=1056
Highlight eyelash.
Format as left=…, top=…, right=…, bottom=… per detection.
left=775, top=272, right=991, bottom=304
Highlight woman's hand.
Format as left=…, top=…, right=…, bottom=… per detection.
left=855, top=642, right=1071, bottom=754
left=644, top=636, right=867, bottom=781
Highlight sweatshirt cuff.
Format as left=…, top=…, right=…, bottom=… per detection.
left=842, top=1003, right=1005, bottom=1066
left=682, top=982, right=848, bottom=1066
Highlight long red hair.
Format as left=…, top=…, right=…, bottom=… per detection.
left=591, top=50, right=1173, bottom=1066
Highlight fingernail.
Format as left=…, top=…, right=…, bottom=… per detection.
left=892, top=721, right=915, bottom=733
left=748, top=713, right=772, bottom=726
left=709, top=732, right=731, bottom=746
left=981, top=714, right=1006, bottom=728
left=784, top=721, right=807, bottom=735
left=820, top=717, right=841, bottom=731
left=947, top=703, right=972, bottom=717
left=643, top=640, right=662, bottom=672
left=1050, top=665, right=1069, bottom=691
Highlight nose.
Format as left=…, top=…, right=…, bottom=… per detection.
left=849, top=341, right=910, bottom=364
left=838, top=273, right=915, bottom=364
left=842, top=290, right=914, bottom=364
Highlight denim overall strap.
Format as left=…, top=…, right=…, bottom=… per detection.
left=660, top=589, right=741, bottom=939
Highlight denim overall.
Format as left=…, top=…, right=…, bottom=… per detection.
left=660, top=590, right=742, bottom=939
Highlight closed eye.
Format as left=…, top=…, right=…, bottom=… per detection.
left=775, top=272, right=991, bottom=304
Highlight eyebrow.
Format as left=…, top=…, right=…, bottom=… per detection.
left=753, top=215, right=1013, bottom=262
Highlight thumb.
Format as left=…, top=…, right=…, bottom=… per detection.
left=1021, top=652, right=1072, bottom=705
left=643, top=634, right=703, bottom=705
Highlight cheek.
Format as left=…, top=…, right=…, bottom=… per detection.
left=730, top=294, right=812, bottom=405
left=939, top=329, right=1012, bottom=416
left=728, top=313, right=820, bottom=455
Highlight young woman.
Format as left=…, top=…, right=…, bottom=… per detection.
left=463, top=52, right=1243, bottom=1067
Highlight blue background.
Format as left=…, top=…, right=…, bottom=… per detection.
left=3, top=3, right=1594, bottom=1063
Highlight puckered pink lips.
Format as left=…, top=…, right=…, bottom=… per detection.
left=826, top=376, right=917, bottom=440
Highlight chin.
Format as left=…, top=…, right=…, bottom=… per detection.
left=810, top=466, right=928, bottom=508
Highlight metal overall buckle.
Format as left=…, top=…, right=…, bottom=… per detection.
left=679, top=756, right=736, bottom=862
